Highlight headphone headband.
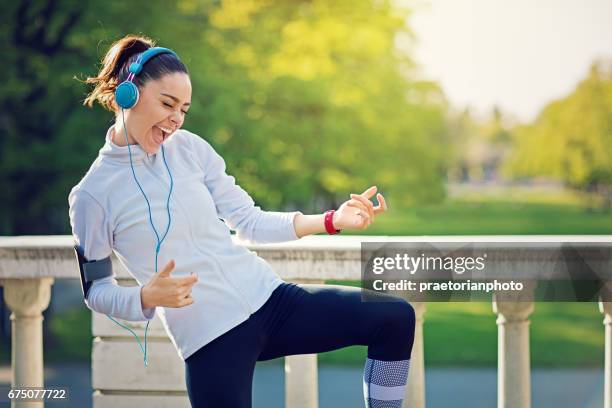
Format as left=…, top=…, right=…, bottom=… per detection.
left=129, top=47, right=178, bottom=76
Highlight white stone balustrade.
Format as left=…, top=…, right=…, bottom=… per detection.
left=1, top=235, right=611, bottom=408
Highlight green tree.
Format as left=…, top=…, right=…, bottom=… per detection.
left=0, top=0, right=448, bottom=235
left=0, top=0, right=215, bottom=234
left=504, top=61, right=612, bottom=209
left=199, top=0, right=449, bottom=210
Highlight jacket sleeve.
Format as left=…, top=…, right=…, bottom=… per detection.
left=188, top=131, right=303, bottom=244
left=68, top=189, right=156, bottom=321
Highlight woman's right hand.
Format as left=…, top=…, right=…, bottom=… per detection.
left=141, top=259, right=198, bottom=309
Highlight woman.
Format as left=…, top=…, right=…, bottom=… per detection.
left=69, top=34, right=415, bottom=408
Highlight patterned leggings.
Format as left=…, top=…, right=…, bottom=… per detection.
left=184, top=282, right=416, bottom=407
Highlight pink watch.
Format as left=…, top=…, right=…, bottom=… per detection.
left=324, top=210, right=341, bottom=235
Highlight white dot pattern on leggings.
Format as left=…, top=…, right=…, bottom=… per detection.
left=363, top=357, right=410, bottom=408
left=367, top=398, right=403, bottom=408
left=363, top=357, right=410, bottom=387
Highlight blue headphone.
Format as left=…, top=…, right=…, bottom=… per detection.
left=109, top=46, right=179, bottom=367
left=115, top=47, right=179, bottom=109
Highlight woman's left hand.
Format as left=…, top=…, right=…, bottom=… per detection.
left=332, top=186, right=388, bottom=231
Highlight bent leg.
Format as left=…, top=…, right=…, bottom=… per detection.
left=257, top=283, right=416, bottom=408
left=258, top=283, right=415, bottom=362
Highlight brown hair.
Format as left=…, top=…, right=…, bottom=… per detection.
left=80, top=34, right=188, bottom=112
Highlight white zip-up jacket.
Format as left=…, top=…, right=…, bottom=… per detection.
left=68, top=125, right=302, bottom=360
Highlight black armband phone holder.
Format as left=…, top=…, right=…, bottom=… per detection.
left=73, top=245, right=113, bottom=300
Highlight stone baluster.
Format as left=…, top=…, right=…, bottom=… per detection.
left=493, top=292, right=534, bottom=408
left=2, top=278, right=54, bottom=408
left=600, top=300, right=612, bottom=408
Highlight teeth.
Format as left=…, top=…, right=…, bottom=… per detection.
left=156, top=126, right=173, bottom=134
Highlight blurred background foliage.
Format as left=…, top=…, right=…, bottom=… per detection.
left=1, top=0, right=612, bottom=373
left=0, top=0, right=449, bottom=234
left=504, top=62, right=612, bottom=207
left=0, top=0, right=610, bottom=236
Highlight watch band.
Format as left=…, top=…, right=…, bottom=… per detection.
left=324, top=209, right=341, bottom=235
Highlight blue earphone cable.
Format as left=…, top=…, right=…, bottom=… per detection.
left=105, top=108, right=174, bottom=367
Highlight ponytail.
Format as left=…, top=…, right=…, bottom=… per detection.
left=81, top=35, right=156, bottom=112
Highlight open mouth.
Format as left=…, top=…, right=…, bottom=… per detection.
left=153, top=125, right=173, bottom=144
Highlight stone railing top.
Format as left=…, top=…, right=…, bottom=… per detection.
left=0, top=235, right=611, bottom=280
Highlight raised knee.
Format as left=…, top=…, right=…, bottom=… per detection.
left=384, top=299, right=416, bottom=334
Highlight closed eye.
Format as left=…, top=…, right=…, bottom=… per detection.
left=163, top=102, right=189, bottom=115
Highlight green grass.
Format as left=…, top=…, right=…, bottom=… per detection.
left=345, top=194, right=612, bottom=236
left=318, top=289, right=604, bottom=367
left=46, top=307, right=92, bottom=363
left=36, top=286, right=606, bottom=368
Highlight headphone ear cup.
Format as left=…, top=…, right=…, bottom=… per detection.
left=115, top=81, right=139, bottom=109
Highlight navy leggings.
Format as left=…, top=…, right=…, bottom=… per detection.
left=184, top=282, right=416, bottom=407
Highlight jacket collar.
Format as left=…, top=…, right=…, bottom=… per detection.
left=99, top=124, right=154, bottom=165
